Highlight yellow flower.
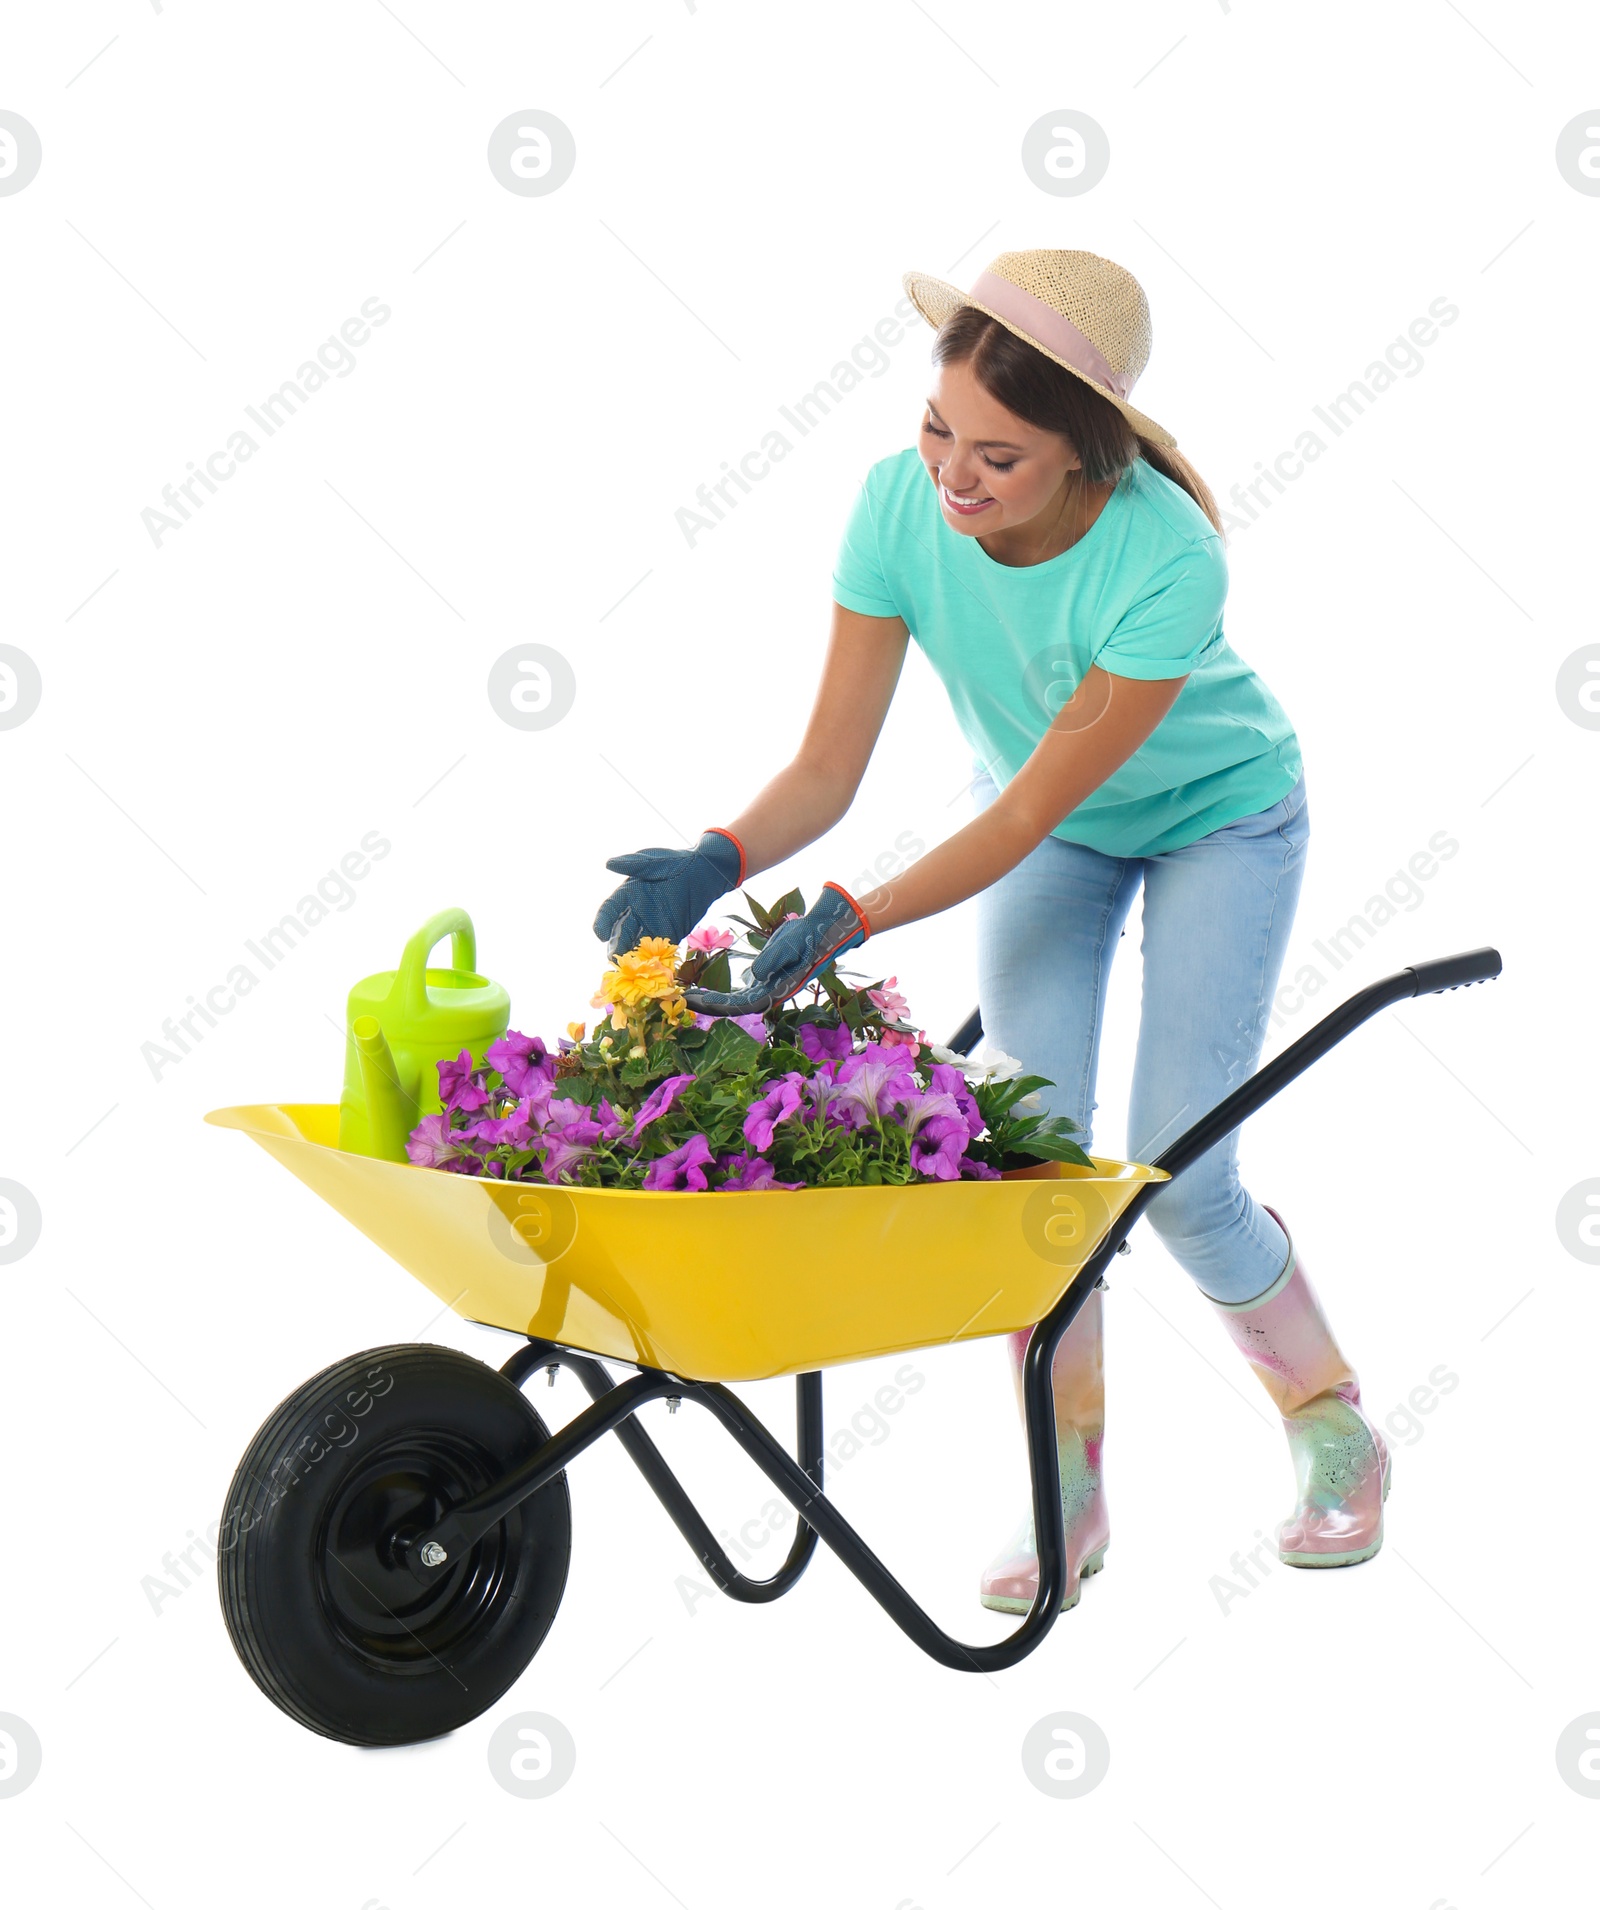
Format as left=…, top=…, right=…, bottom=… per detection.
left=566, top=1020, right=586, bottom=1041
left=592, top=937, right=683, bottom=1013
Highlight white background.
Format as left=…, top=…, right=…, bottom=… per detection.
left=2, top=3, right=1594, bottom=1905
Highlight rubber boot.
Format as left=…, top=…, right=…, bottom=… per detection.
left=978, top=1283, right=1108, bottom=1614
left=1210, top=1204, right=1390, bottom=1567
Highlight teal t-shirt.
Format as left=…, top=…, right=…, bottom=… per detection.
left=832, top=446, right=1302, bottom=857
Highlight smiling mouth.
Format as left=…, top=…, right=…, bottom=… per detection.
left=940, top=484, right=995, bottom=516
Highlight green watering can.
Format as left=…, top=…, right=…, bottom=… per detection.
left=338, top=908, right=511, bottom=1162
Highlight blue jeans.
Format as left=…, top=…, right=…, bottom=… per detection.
left=973, top=770, right=1310, bottom=1304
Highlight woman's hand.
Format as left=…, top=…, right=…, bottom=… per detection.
left=593, top=830, right=743, bottom=954
left=684, top=884, right=871, bottom=1013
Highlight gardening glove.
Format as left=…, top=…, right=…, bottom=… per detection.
left=593, top=827, right=745, bottom=955
left=685, top=883, right=871, bottom=1014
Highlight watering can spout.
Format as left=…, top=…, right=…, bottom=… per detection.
left=352, top=1015, right=415, bottom=1163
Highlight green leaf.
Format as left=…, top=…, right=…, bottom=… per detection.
left=976, top=1072, right=1056, bottom=1121
left=691, top=1017, right=763, bottom=1078
left=552, top=1076, right=599, bottom=1107
left=673, top=1024, right=709, bottom=1050
left=645, top=1039, right=683, bottom=1081
left=619, top=1057, right=652, bottom=1087
left=818, top=967, right=850, bottom=1008
left=697, top=948, right=732, bottom=993
left=767, top=886, right=805, bottom=925
left=1006, top=1134, right=1095, bottom=1167
left=743, top=890, right=777, bottom=932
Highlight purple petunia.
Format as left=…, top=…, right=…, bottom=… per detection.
left=406, top=1111, right=467, bottom=1168
left=929, top=1062, right=986, bottom=1139
left=537, top=1095, right=603, bottom=1182
left=910, top=1111, right=972, bottom=1181
left=693, top=1011, right=771, bottom=1047
left=743, top=1071, right=807, bottom=1152
left=633, top=1073, right=696, bottom=1138
left=833, top=1040, right=920, bottom=1130
left=464, top=1097, right=534, bottom=1151
left=438, top=1050, right=490, bottom=1114
left=797, top=1020, right=852, bottom=1065
left=487, top=1030, right=558, bottom=1097
left=597, top=1096, right=626, bottom=1142
left=718, top=1151, right=804, bottom=1192
left=643, top=1133, right=715, bottom=1191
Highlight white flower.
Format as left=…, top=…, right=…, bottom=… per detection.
left=969, top=1041, right=1027, bottom=1082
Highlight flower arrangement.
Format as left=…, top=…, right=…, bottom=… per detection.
left=406, top=888, right=1093, bottom=1192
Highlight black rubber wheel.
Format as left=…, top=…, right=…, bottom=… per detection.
left=217, top=1343, right=571, bottom=1747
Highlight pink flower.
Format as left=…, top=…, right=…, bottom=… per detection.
left=879, top=1027, right=922, bottom=1056
left=685, top=926, right=735, bottom=953
left=868, top=976, right=911, bottom=1021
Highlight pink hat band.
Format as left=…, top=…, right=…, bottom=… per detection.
left=967, top=269, right=1135, bottom=402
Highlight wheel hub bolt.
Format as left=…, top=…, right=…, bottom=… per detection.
left=419, top=1541, right=449, bottom=1567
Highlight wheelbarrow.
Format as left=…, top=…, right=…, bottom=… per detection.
left=208, top=947, right=1500, bottom=1746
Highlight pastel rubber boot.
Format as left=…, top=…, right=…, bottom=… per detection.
left=979, top=1284, right=1109, bottom=1615
left=1210, top=1205, right=1390, bottom=1567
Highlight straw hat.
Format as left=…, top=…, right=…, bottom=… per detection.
left=902, top=248, right=1177, bottom=450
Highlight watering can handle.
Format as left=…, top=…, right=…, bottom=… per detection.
left=396, top=909, right=478, bottom=1020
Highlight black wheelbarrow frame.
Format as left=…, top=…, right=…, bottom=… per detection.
left=401, top=947, right=1501, bottom=1675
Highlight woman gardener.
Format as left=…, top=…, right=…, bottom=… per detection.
left=593, top=248, right=1389, bottom=1616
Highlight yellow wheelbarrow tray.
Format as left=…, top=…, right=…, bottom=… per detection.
left=209, top=950, right=1500, bottom=1747
left=206, top=1102, right=1169, bottom=1382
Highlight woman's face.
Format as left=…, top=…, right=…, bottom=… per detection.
left=918, top=357, right=1081, bottom=535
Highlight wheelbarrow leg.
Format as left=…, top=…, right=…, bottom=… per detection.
left=501, top=1340, right=824, bottom=1604
left=678, top=1264, right=1101, bottom=1675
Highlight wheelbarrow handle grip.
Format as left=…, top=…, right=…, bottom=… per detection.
left=1022, top=944, right=1507, bottom=1404
left=1404, top=945, right=1502, bottom=995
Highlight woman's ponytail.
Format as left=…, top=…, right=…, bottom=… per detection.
left=1133, top=436, right=1224, bottom=539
